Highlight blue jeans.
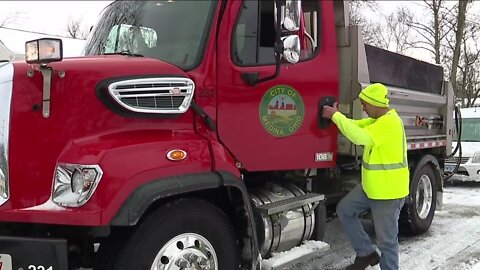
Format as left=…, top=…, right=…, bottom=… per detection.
left=336, top=184, right=405, bottom=270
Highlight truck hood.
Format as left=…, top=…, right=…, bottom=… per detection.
left=34, top=55, right=189, bottom=78
left=1, top=56, right=194, bottom=209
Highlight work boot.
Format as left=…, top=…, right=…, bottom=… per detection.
left=346, top=251, right=380, bottom=270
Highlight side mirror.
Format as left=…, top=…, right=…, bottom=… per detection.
left=275, top=0, right=301, bottom=32
left=282, top=0, right=301, bottom=32
left=282, top=35, right=300, bottom=63
left=25, top=38, right=63, bottom=65
left=245, top=0, right=301, bottom=86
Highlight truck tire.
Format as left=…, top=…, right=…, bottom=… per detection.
left=399, top=162, right=437, bottom=236
left=310, top=203, right=327, bottom=241
left=100, top=199, right=240, bottom=270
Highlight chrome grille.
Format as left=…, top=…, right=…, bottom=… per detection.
left=121, top=96, right=185, bottom=109
left=445, top=156, right=470, bottom=164
left=0, top=62, right=13, bottom=206
left=108, top=77, right=195, bottom=114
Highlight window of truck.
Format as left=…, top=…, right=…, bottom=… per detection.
left=454, top=118, right=480, bottom=142
left=84, top=0, right=217, bottom=70
left=104, top=24, right=158, bottom=54
left=232, top=0, right=320, bottom=66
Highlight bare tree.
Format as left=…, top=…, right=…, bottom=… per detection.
left=456, top=14, right=480, bottom=107
left=460, top=58, right=480, bottom=107
left=0, top=11, right=23, bottom=27
left=448, top=0, right=470, bottom=92
left=385, top=6, right=418, bottom=54
left=349, top=0, right=388, bottom=49
left=401, top=0, right=453, bottom=65
left=66, top=16, right=88, bottom=39
left=349, top=1, right=415, bottom=53
left=349, top=0, right=378, bottom=26
left=398, top=0, right=477, bottom=106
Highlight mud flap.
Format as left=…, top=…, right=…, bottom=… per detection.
left=0, top=236, right=68, bottom=270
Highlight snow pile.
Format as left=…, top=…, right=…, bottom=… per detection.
left=262, top=240, right=329, bottom=270
left=23, top=198, right=66, bottom=211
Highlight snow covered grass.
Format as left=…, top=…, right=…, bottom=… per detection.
left=286, top=182, right=480, bottom=270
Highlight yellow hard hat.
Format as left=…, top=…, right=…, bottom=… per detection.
left=359, top=83, right=389, bottom=108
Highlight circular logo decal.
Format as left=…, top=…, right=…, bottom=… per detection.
left=259, top=85, right=304, bottom=137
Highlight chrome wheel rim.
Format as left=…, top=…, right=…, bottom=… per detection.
left=416, top=174, right=433, bottom=219
left=151, top=233, right=218, bottom=270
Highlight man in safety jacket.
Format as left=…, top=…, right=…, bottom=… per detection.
left=322, top=83, right=409, bottom=270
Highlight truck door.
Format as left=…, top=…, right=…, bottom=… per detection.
left=217, top=1, right=339, bottom=171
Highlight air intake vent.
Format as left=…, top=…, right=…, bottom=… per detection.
left=445, top=157, right=470, bottom=164
left=108, top=77, right=195, bottom=114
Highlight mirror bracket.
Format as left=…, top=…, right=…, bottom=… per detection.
left=39, top=66, right=53, bottom=118
left=241, top=72, right=260, bottom=86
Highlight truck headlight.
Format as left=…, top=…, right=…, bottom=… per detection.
left=472, top=152, right=480, bottom=164
left=25, top=38, right=63, bottom=65
left=52, top=163, right=103, bottom=207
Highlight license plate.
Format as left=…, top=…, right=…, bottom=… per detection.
left=445, top=164, right=455, bottom=172
left=0, top=254, right=12, bottom=270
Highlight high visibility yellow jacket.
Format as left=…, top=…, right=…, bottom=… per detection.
left=332, top=109, right=409, bottom=199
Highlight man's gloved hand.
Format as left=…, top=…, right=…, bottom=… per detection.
left=322, top=102, right=338, bottom=119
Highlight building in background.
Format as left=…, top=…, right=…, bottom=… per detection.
left=0, top=27, right=86, bottom=61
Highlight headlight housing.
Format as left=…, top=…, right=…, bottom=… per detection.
left=472, top=152, right=480, bottom=164
left=25, top=38, right=63, bottom=65
left=52, top=163, right=103, bottom=207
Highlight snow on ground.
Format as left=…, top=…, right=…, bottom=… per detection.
left=284, top=182, right=480, bottom=270
left=262, top=241, right=330, bottom=269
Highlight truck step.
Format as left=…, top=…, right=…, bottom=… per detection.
left=261, top=240, right=330, bottom=270
left=256, top=193, right=325, bottom=215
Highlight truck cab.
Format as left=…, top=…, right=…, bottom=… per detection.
left=445, top=107, right=480, bottom=182
left=0, top=1, right=454, bottom=269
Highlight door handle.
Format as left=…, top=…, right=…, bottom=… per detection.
left=318, top=96, right=337, bottom=128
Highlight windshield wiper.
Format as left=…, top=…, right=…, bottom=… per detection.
left=102, top=50, right=143, bottom=57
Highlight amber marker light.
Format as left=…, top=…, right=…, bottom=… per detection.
left=166, top=149, right=187, bottom=161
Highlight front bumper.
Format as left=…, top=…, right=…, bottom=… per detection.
left=0, top=236, right=68, bottom=269
left=445, top=163, right=480, bottom=182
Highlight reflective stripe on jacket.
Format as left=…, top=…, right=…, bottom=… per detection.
left=332, top=109, right=409, bottom=199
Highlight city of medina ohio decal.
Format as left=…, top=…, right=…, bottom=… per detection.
left=259, top=85, right=305, bottom=137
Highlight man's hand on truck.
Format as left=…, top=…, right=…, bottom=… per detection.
left=322, top=102, right=338, bottom=119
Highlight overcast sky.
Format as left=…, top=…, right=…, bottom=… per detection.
left=0, top=2, right=414, bottom=35
left=1, top=1, right=477, bottom=35
left=0, top=1, right=478, bottom=61
left=0, top=1, right=112, bottom=36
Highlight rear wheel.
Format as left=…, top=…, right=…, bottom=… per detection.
left=97, top=198, right=240, bottom=270
left=399, top=161, right=437, bottom=236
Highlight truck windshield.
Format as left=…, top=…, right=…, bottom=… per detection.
left=84, top=0, right=217, bottom=70
left=454, top=118, right=480, bottom=142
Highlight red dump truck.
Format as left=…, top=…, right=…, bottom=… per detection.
left=0, top=0, right=455, bottom=269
